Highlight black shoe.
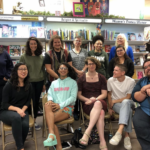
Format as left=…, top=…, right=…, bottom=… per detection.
left=74, top=113, right=79, bottom=121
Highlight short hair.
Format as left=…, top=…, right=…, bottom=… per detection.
left=85, top=57, right=101, bottom=70
left=25, top=37, right=43, bottom=56
left=115, top=64, right=127, bottom=73
left=49, top=35, right=63, bottom=50
left=92, top=35, right=104, bottom=44
left=115, top=34, right=128, bottom=51
left=75, top=36, right=82, bottom=40
left=143, top=59, right=150, bottom=69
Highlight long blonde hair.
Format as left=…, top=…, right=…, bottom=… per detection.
left=115, top=34, right=128, bottom=51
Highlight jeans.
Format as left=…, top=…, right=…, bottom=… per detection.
left=133, top=107, right=150, bottom=150
left=0, top=110, right=29, bottom=150
left=113, top=99, right=135, bottom=133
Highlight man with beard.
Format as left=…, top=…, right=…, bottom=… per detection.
left=132, top=59, right=150, bottom=150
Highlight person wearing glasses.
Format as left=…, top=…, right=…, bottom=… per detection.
left=0, top=63, right=32, bottom=150
left=132, top=59, right=150, bottom=150
left=70, top=36, right=88, bottom=120
left=109, top=34, right=134, bottom=62
left=109, top=45, right=134, bottom=77
left=88, top=35, right=109, bottom=79
left=77, top=57, right=108, bottom=150
left=20, top=37, right=46, bottom=131
left=43, top=62, right=77, bottom=150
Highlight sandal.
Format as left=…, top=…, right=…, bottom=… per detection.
left=43, top=133, right=57, bottom=147
left=100, top=146, right=107, bottom=150
left=79, top=132, right=90, bottom=146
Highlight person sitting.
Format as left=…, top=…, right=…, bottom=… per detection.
left=77, top=57, right=108, bottom=150
left=0, top=62, right=32, bottom=150
left=132, top=59, right=150, bottom=150
left=107, top=64, right=135, bottom=150
left=109, top=45, right=134, bottom=77
left=43, top=62, right=78, bottom=150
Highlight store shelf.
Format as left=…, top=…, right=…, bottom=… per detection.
left=11, top=56, right=20, bottom=59
left=0, top=38, right=45, bottom=42
left=133, top=52, right=148, bottom=55
left=134, top=65, right=143, bottom=68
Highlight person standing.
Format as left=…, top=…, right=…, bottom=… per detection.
left=20, top=37, right=46, bottom=130
left=132, top=59, right=150, bottom=150
left=70, top=36, right=88, bottom=120
left=44, top=35, right=72, bottom=90
left=88, top=35, right=109, bottom=79
left=109, top=34, right=134, bottom=62
left=0, top=46, right=13, bottom=108
left=109, top=45, right=134, bottom=77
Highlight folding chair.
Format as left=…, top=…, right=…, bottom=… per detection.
left=1, top=100, right=37, bottom=150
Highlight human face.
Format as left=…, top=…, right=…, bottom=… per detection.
left=17, top=65, right=28, bottom=80
left=74, top=38, right=82, bottom=47
left=94, top=40, right=103, bottom=52
left=58, top=65, right=69, bottom=78
left=116, top=47, right=125, bottom=57
left=143, top=61, right=150, bottom=77
left=117, top=35, right=125, bottom=45
left=53, top=38, right=62, bottom=51
left=29, top=40, right=37, bottom=53
left=87, top=60, right=96, bottom=72
left=113, top=66, right=125, bottom=78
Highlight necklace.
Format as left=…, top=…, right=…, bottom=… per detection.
left=88, top=72, right=97, bottom=79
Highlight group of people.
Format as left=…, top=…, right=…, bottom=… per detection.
left=0, top=33, right=149, bottom=150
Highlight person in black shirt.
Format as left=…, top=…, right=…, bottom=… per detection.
left=0, top=62, right=32, bottom=150
left=44, top=35, right=72, bottom=90
left=109, top=45, right=134, bottom=77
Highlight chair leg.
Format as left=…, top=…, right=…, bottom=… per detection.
left=33, top=126, right=38, bottom=150
left=42, top=116, right=44, bottom=137
left=108, top=119, right=113, bottom=135
left=1, top=123, right=5, bottom=150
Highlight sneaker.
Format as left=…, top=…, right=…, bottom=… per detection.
left=34, top=122, right=41, bottom=131
left=109, top=132, right=122, bottom=145
left=124, top=137, right=132, bottom=150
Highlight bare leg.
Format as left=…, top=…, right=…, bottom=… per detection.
left=117, top=124, right=124, bottom=135
left=96, top=110, right=107, bottom=150
left=80, top=101, right=103, bottom=145
left=125, top=132, right=129, bottom=137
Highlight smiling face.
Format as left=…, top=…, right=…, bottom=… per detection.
left=117, top=35, right=125, bottom=46
left=53, top=38, right=62, bottom=51
left=113, top=66, right=125, bottom=78
left=87, top=60, right=96, bottom=72
left=17, top=65, right=28, bottom=80
left=116, top=47, right=125, bottom=57
left=58, top=64, right=69, bottom=78
left=143, top=61, right=150, bottom=77
left=74, top=38, right=82, bottom=47
left=29, top=40, right=37, bottom=53
left=94, top=40, right=103, bottom=51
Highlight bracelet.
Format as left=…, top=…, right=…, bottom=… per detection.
left=82, top=70, right=84, bottom=72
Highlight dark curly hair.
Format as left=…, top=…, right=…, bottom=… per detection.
left=49, top=35, right=63, bottom=50
left=25, top=37, right=43, bottom=56
left=114, top=45, right=129, bottom=65
left=85, top=57, right=101, bottom=70
left=92, top=35, right=104, bottom=44
left=10, top=62, right=30, bottom=91
left=57, top=63, right=77, bottom=80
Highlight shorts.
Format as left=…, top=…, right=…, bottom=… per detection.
left=62, top=105, right=74, bottom=117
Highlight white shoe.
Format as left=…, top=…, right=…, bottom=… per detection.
left=109, top=132, right=122, bottom=145
left=124, top=137, right=132, bottom=150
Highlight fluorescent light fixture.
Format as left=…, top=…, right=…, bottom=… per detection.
left=0, top=15, right=21, bottom=20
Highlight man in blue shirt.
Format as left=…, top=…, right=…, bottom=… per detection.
left=132, top=59, right=150, bottom=150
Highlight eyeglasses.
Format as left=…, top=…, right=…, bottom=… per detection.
left=143, top=64, right=150, bottom=69
left=18, top=68, right=28, bottom=71
left=117, top=38, right=123, bottom=40
left=116, top=49, right=124, bottom=53
left=88, top=63, right=95, bottom=66
left=75, top=40, right=81, bottom=43
left=59, top=67, right=68, bottom=70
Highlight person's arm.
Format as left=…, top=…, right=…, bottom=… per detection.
left=59, top=82, right=78, bottom=109
left=126, top=59, right=134, bottom=77
left=104, top=53, right=110, bottom=79
left=128, top=46, right=134, bottom=62
left=108, top=59, right=114, bottom=77
left=67, top=53, right=72, bottom=67
left=96, top=90, right=107, bottom=100
left=82, top=65, right=88, bottom=72
left=47, top=82, right=54, bottom=102
left=78, top=91, right=90, bottom=102
left=108, top=91, right=112, bottom=108
left=113, top=94, right=131, bottom=104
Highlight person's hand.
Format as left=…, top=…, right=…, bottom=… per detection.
left=45, top=101, right=53, bottom=106
left=108, top=109, right=115, bottom=116
left=110, top=101, right=114, bottom=108
left=146, top=89, right=150, bottom=96
left=77, top=70, right=84, bottom=77
left=85, top=99, right=93, bottom=105
left=141, top=85, right=150, bottom=94
left=3, top=77, right=8, bottom=81
left=90, top=97, right=96, bottom=102
left=17, top=108, right=26, bottom=117
left=42, top=85, right=46, bottom=92
left=51, top=103, right=60, bottom=111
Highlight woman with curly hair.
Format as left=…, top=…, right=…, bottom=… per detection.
left=88, top=35, right=109, bottom=79
left=77, top=57, right=108, bottom=150
left=43, top=62, right=78, bottom=150
left=20, top=37, right=46, bottom=130
left=109, top=45, right=134, bottom=77
left=0, top=62, right=32, bottom=150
